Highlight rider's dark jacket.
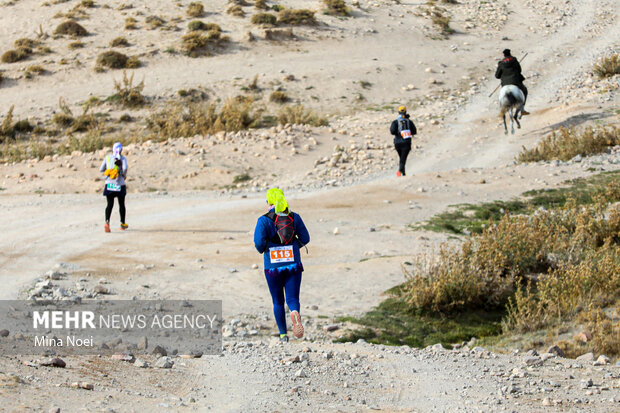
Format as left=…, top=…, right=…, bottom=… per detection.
left=495, top=56, right=525, bottom=86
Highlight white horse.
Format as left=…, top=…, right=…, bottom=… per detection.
left=498, top=85, right=525, bottom=135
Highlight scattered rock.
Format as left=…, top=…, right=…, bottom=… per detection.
left=323, top=324, right=339, bottom=332
left=575, top=331, right=592, bottom=343
left=594, top=355, right=610, bottom=366
left=134, top=358, right=148, bottom=368
left=155, top=356, right=174, bottom=369
left=111, top=353, right=135, bottom=363
left=93, top=285, right=109, bottom=295
left=546, top=345, right=565, bottom=358
left=576, top=352, right=594, bottom=362
left=0, top=329, right=9, bottom=337
left=152, top=345, right=167, bottom=357
left=40, top=358, right=66, bottom=368
left=71, top=382, right=94, bottom=390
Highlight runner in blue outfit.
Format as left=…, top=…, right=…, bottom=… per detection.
left=254, top=188, right=310, bottom=343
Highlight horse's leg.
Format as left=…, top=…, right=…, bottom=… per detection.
left=515, top=109, right=521, bottom=129
left=503, top=112, right=508, bottom=135
left=510, top=108, right=515, bottom=135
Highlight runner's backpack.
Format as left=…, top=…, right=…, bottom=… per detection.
left=397, top=118, right=413, bottom=140
left=264, top=210, right=295, bottom=245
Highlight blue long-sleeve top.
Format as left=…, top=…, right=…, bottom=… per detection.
left=254, top=211, right=310, bottom=276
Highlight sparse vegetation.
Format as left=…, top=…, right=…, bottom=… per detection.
left=25, top=65, right=46, bottom=78
left=323, top=0, right=350, bottom=16
left=277, top=105, right=327, bottom=126
left=181, top=30, right=229, bottom=58
left=233, top=173, right=251, bottom=183
left=96, top=51, right=140, bottom=70
left=124, top=17, right=138, bottom=30
left=110, top=36, right=129, bottom=47
left=186, top=2, right=204, bottom=17
left=145, top=15, right=165, bottom=29
left=1, top=48, right=29, bottom=63
left=269, top=90, right=289, bottom=103
left=188, top=21, right=221, bottom=32
left=54, top=20, right=88, bottom=36
left=251, top=12, right=277, bottom=26
left=593, top=54, right=619, bottom=79
left=80, top=0, right=95, bottom=7
left=226, top=5, right=245, bottom=17
left=147, top=97, right=259, bottom=139
left=431, top=12, right=453, bottom=35
left=518, top=125, right=620, bottom=163
left=264, top=28, right=294, bottom=41
left=110, top=71, right=146, bottom=108
left=254, top=0, right=269, bottom=10
left=68, top=40, right=84, bottom=49
left=277, top=9, right=316, bottom=25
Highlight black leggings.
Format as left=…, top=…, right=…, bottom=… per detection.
left=105, top=195, right=126, bottom=223
left=394, top=141, right=412, bottom=175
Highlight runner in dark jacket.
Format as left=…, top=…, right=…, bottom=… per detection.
left=390, top=105, right=417, bottom=176
left=495, top=49, right=530, bottom=115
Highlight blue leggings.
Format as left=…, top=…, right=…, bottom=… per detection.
left=265, top=270, right=302, bottom=335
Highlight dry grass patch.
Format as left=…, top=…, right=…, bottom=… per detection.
left=96, top=51, right=140, bottom=70
left=147, top=96, right=259, bottom=139
left=323, top=0, right=350, bottom=16
left=25, top=65, right=46, bottom=78
left=110, top=36, right=129, bottom=47
left=181, top=30, right=229, bottom=58
left=264, top=28, right=294, bottom=41
left=186, top=2, right=204, bottom=17
left=254, top=0, right=269, bottom=10
left=145, top=15, right=165, bottom=29
left=68, top=40, right=84, bottom=49
left=1, top=48, right=30, bottom=63
left=227, top=5, right=245, bottom=17
left=277, top=9, right=317, bottom=25
left=278, top=105, right=327, bottom=126
left=251, top=12, right=277, bottom=26
left=518, top=125, right=620, bottom=163
left=124, top=17, right=138, bottom=30
left=269, top=90, right=289, bottom=103
left=188, top=21, right=221, bottom=32
left=593, top=54, right=620, bottom=79
left=54, top=20, right=88, bottom=36
left=110, top=71, right=146, bottom=108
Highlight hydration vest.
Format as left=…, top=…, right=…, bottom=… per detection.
left=264, top=210, right=295, bottom=245
left=397, top=117, right=412, bottom=139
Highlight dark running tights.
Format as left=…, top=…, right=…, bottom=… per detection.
left=105, top=195, right=126, bottom=223
left=394, top=142, right=412, bottom=175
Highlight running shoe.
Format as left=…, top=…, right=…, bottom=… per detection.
left=120, top=223, right=129, bottom=230
left=521, top=110, right=530, bottom=115
left=396, top=171, right=402, bottom=177
left=279, top=334, right=289, bottom=343
left=290, top=311, right=304, bottom=339
left=104, top=222, right=111, bottom=233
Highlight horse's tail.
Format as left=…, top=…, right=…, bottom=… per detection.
left=505, top=92, right=518, bottom=106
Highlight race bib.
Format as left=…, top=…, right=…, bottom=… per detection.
left=106, top=182, right=121, bottom=192
left=401, top=130, right=412, bottom=139
left=269, top=246, right=294, bottom=264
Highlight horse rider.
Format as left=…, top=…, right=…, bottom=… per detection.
left=495, top=49, right=530, bottom=115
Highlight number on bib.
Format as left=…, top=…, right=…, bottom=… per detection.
left=401, top=130, right=412, bottom=139
left=269, top=246, right=294, bottom=264
left=106, top=182, right=121, bottom=192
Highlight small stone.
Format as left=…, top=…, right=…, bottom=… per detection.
left=295, top=368, right=306, bottom=378
left=323, top=324, right=339, bottom=332
left=251, top=264, right=259, bottom=270
left=333, top=227, right=340, bottom=235
left=523, top=356, right=542, bottom=366
left=580, top=378, right=593, bottom=389
left=93, top=285, right=109, bottom=295
left=576, top=352, right=594, bottom=362
left=0, top=329, right=9, bottom=337
left=542, top=397, right=552, bottom=406
left=40, top=358, right=66, bottom=368
left=155, top=356, right=174, bottom=369
left=152, top=345, right=167, bottom=357
left=137, top=336, right=148, bottom=350
left=594, top=355, right=610, bottom=366
left=49, top=408, right=61, bottom=413
left=575, top=331, right=592, bottom=343
left=71, top=382, right=94, bottom=390
left=134, top=358, right=148, bottom=368
left=111, top=353, right=135, bottom=363
left=546, top=345, right=565, bottom=358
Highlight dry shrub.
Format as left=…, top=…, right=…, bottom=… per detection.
left=593, top=54, right=620, bottom=79
left=269, top=90, right=289, bottom=103
left=264, top=28, right=294, bottom=41
left=0, top=72, right=3, bottom=85
left=110, top=36, right=129, bottom=47
left=112, top=71, right=146, bottom=108
left=25, top=65, right=46, bottom=78
left=251, top=12, right=277, bottom=26
left=68, top=41, right=84, bottom=49
left=187, top=2, right=204, bottom=17
left=323, top=0, right=350, bottom=16
left=227, top=5, right=245, bottom=17
left=147, top=97, right=258, bottom=139
left=277, top=9, right=316, bottom=25
left=96, top=51, right=140, bottom=69
left=255, top=0, right=268, bottom=10
left=14, top=38, right=38, bottom=49
left=54, top=20, right=88, bottom=36
left=1, top=48, right=30, bottom=63
left=52, top=98, right=97, bottom=133
left=124, top=17, right=138, bottom=30
left=181, top=30, right=229, bottom=58
left=518, top=125, right=620, bottom=162
left=80, top=0, right=95, bottom=7
left=188, top=21, right=221, bottom=32
left=145, top=15, right=165, bottom=29
left=0, top=106, right=16, bottom=141
left=431, top=12, right=453, bottom=34
left=404, top=183, right=620, bottom=353
left=277, top=105, right=327, bottom=126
